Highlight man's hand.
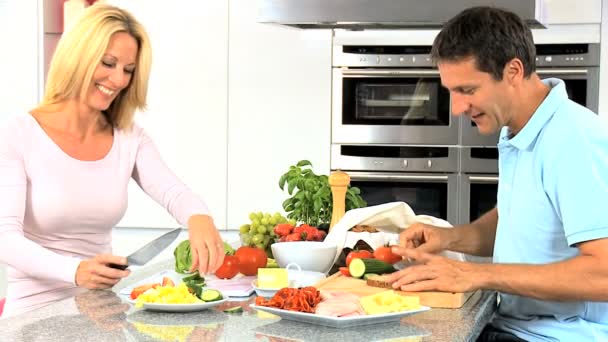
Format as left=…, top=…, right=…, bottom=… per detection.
left=400, top=222, right=453, bottom=254
left=188, top=215, right=225, bottom=274
left=75, top=254, right=130, bottom=289
left=383, top=247, right=480, bottom=293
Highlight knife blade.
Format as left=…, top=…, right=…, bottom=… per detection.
left=109, top=227, right=182, bottom=270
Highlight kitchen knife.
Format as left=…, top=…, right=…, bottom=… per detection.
left=109, top=227, right=182, bottom=270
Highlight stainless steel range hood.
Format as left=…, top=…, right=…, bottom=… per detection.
left=258, top=0, right=545, bottom=30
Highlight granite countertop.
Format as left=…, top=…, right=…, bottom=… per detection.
left=0, top=259, right=497, bottom=342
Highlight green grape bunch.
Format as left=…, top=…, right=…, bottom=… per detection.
left=239, top=212, right=295, bottom=256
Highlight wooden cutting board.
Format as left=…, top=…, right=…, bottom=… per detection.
left=313, top=273, right=477, bottom=309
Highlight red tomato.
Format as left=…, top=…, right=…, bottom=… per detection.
left=161, top=277, right=175, bottom=287
left=285, top=232, right=302, bottom=242
left=215, top=255, right=240, bottom=279
left=339, top=267, right=351, bottom=277
left=130, top=283, right=160, bottom=300
left=235, top=246, right=268, bottom=276
left=274, top=223, right=294, bottom=237
left=373, top=246, right=402, bottom=264
left=345, top=250, right=373, bottom=267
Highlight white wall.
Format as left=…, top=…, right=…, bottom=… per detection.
left=226, top=0, right=332, bottom=229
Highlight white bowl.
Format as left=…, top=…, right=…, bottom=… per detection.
left=271, top=241, right=337, bottom=274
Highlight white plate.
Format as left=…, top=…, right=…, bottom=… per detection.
left=120, top=270, right=255, bottom=298
left=252, top=280, right=294, bottom=298
left=140, top=297, right=228, bottom=312
left=249, top=304, right=430, bottom=329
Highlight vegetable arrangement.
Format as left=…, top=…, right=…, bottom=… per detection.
left=339, top=247, right=401, bottom=278
left=174, top=240, right=268, bottom=279
left=273, top=223, right=327, bottom=242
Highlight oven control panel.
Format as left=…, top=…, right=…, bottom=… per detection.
left=333, top=44, right=600, bottom=68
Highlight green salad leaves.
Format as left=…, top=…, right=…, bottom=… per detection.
left=174, top=239, right=235, bottom=274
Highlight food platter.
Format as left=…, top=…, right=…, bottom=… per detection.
left=249, top=304, right=430, bottom=328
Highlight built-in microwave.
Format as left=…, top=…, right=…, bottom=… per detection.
left=332, top=46, right=459, bottom=145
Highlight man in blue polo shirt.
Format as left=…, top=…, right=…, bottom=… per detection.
left=385, top=6, right=608, bottom=342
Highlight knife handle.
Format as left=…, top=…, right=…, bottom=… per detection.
left=108, top=263, right=129, bottom=270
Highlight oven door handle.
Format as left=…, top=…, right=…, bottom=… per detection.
left=536, top=68, right=588, bottom=76
left=348, top=172, right=449, bottom=182
left=340, top=69, right=440, bottom=77
left=468, top=175, right=499, bottom=183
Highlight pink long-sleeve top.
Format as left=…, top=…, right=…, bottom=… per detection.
left=0, top=114, right=209, bottom=317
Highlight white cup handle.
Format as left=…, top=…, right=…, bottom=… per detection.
left=285, top=263, right=302, bottom=271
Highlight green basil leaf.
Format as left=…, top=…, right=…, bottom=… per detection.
left=279, top=174, right=288, bottom=190
left=297, top=160, right=312, bottom=167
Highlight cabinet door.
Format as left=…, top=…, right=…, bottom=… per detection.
left=109, top=0, right=229, bottom=229
left=0, top=0, right=40, bottom=120
left=226, top=0, right=332, bottom=229
left=542, top=0, right=601, bottom=24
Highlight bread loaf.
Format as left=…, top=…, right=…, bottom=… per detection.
left=366, top=274, right=393, bottom=289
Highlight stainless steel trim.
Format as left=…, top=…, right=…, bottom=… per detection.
left=341, top=69, right=440, bottom=77
left=258, top=0, right=545, bottom=29
left=348, top=172, right=449, bottom=182
left=330, top=144, right=460, bottom=172
left=468, top=176, right=499, bottom=183
left=536, top=68, right=588, bottom=75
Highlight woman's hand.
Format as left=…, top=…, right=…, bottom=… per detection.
left=188, top=215, right=225, bottom=274
left=399, top=222, right=452, bottom=254
left=75, top=254, right=130, bottom=289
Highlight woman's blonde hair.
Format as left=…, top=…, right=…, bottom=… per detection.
left=37, top=3, right=151, bottom=129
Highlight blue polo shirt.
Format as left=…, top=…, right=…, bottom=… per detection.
left=491, top=78, right=608, bottom=341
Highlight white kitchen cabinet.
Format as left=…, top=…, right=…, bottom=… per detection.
left=0, top=0, right=42, bottom=301
left=541, top=0, right=601, bottom=24
left=226, top=0, right=333, bottom=229
left=0, top=0, right=41, bottom=121
left=107, top=1, right=229, bottom=230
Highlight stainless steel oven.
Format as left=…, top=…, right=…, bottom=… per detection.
left=462, top=43, right=600, bottom=147
left=332, top=46, right=459, bottom=145
left=459, top=147, right=499, bottom=225
left=331, top=145, right=459, bottom=224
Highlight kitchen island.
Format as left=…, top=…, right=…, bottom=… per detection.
left=0, top=259, right=496, bottom=341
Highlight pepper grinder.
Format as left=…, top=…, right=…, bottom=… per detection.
left=329, top=170, right=350, bottom=232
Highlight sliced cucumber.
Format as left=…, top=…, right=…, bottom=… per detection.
left=182, top=272, right=205, bottom=283
left=349, top=258, right=396, bottom=278
left=223, top=306, right=243, bottom=314
left=363, top=273, right=379, bottom=280
left=201, top=289, right=223, bottom=302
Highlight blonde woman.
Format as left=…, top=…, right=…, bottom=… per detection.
left=0, top=3, right=224, bottom=317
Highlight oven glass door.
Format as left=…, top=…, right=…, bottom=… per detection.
left=332, top=69, right=459, bottom=145
left=348, top=172, right=458, bottom=224
left=460, top=175, right=498, bottom=224
left=345, top=77, right=448, bottom=125
left=461, top=67, right=599, bottom=146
